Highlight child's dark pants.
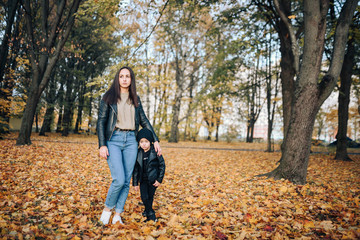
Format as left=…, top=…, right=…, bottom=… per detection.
left=140, top=180, right=157, bottom=218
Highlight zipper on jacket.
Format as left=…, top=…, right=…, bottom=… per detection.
left=108, top=104, right=117, bottom=140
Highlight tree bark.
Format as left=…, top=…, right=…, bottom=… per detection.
left=265, top=84, right=320, bottom=184
left=62, top=67, right=79, bottom=136
left=169, top=86, right=182, bottom=142
left=39, top=103, right=55, bottom=135
left=74, top=80, right=86, bottom=134
left=169, top=55, right=185, bottom=143
left=215, top=107, right=221, bottom=142
left=56, top=82, right=65, bottom=133
left=16, top=88, right=41, bottom=144
left=277, top=0, right=296, bottom=146
left=87, top=85, right=94, bottom=133
left=246, top=64, right=261, bottom=143
left=39, top=76, right=57, bottom=135
left=335, top=35, right=355, bottom=161
left=246, top=119, right=254, bottom=143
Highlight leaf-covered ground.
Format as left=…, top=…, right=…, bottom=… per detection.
left=1, top=133, right=359, bottom=239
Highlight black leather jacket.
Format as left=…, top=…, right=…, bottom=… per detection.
left=132, top=146, right=166, bottom=186
left=97, top=96, right=159, bottom=148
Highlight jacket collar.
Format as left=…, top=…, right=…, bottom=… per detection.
left=137, top=146, right=156, bottom=167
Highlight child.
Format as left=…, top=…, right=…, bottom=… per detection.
left=133, top=128, right=166, bottom=222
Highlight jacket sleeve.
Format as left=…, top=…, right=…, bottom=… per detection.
left=137, top=97, right=159, bottom=142
left=97, top=99, right=109, bottom=148
left=157, top=155, right=166, bottom=183
left=132, top=161, right=140, bottom=186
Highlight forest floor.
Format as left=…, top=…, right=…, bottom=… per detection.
left=1, top=133, right=359, bottom=239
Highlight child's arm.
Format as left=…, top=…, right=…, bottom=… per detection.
left=132, top=162, right=140, bottom=188
left=156, top=155, right=166, bottom=185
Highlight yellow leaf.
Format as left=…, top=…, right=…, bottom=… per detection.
left=201, top=225, right=212, bottom=235
left=142, top=226, right=152, bottom=235
left=79, top=215, right=87, bottom=223
left=279, top=186, right=288, bottom=193
left=304, top=220, right=315, bottom=229
left=27, top=192, right=36, bottom=199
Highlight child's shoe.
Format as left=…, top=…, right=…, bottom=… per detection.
left=112, top=214, right=123, bottom=224
left=145, top=213, right=157, bottom=222
left=100, top=210, right=112, bottom=225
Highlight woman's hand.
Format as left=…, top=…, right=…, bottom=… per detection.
left=154, top=141, right=162, bottom=156
left=99, top=146, right=109, bottom=159
left=134, top=186, right=139, bottom=191
left=153, top=180, right=160, bottom=187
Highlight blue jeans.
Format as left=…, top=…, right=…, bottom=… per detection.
left=105, top=130, right=138, bottom=213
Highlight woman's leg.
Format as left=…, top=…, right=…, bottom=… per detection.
left=104, top=131, right=126, bottom=210
left=115, top=131, right=138, bottom=213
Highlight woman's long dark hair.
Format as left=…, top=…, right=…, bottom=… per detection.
left=102, top=66, right=139, bottom=107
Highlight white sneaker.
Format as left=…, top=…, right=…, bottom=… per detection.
left=112, top=214, right=123, bottom=224
left=100, top=210, right=112, bottom=225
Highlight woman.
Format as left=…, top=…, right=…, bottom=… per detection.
left=97, top=66, right=161, bottom=225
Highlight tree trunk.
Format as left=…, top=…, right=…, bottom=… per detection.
left=261, top=0, right=357, bottom=184
left=335, top=36, right=355, bottom=161
left=39, top=104, right=55, bottom=135
left=74, top=81, right=86, bottom=134
left=169, top=55, right=184, bottom=143
left=266, top=85, right=320, bottom=184
left=62, top=73, right=76, bottom=137
left=16, top=88, right=40, bottom=145
left=215, top=124, right=219, bottom=142
left=279, top=31, right=296, bottom=140
left=145, top=46, right=151, bottom=117
left=253, top=0, right=296, bottom=143
left=56, top=105, right=64, bottom=133
left=74, top=100, right=83, bottom=134
left=87, top=85, right=93, bottom=133
left=39, top=76, right=57, bottom=135
left=62, top=103, right=74, bottom=136
left=169, top=88, right=182, bottom=142
left=266, top=36, right=279, bottom=152
left=246, top=119, right=254, bottom=143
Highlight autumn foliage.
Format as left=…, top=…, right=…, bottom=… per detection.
left=1, top=133, right=359, bottom=239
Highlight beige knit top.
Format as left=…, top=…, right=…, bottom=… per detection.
left=115, top=92, right=135, bottom=130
